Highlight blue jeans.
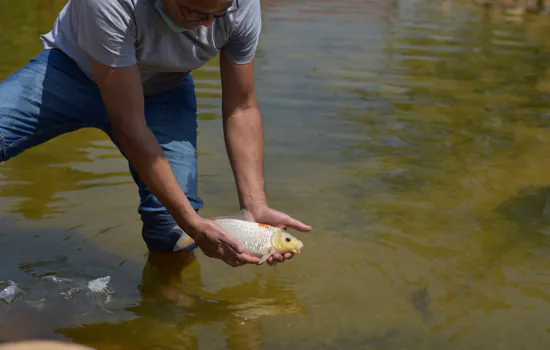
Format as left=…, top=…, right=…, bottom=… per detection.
left=0, top=49, right=203, bottom=252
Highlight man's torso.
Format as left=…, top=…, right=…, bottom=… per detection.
left=40, top=0, right=261, bottom=96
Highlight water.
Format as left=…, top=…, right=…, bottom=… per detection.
left=1, top=0, right=550, bottom=348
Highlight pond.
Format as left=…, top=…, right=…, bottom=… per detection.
left=2, top=0, right=550, bottom=348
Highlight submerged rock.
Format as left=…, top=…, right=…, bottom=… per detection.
left=0, top=282, right=24, bottom=305
left=409, top=287, right=435, bottom=324
left=0, top=275, right=115, bottom=312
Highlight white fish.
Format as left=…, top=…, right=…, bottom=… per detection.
left=174, top=211, right=304, bottom=264
left=214, top=217, right=303, bottom=264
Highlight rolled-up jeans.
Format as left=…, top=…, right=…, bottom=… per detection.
left=0, top=49, right=203, bottom=252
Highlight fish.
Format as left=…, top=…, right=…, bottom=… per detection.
left=174, top=210, right=304, bottom=265
left=214, top=217, right=304, bottom=264
left=409, top=287, right=435, bottom=324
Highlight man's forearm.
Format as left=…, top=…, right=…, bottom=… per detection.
left=223, top=106, right=267, bottom=210
left=114, top=124, right=201, bottom=235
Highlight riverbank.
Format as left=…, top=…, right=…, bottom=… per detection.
left=473, top=0, right=550, bottom=14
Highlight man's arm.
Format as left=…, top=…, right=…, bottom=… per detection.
left=219, top=50, right=267, bottom=212
left=76, top=0, right=199, bottom=231
left=219, top=50, right=312, bottom=265
left=90, top=59, right=258, bottom=266
left=90, top=60, right=201, bottom=231
left=73, top=0, right=256, bottom=266
left=219, top=0, right=310, bottom=265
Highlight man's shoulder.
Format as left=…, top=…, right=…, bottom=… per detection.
left=230, top=0, right=261, bottom=31
left=84, top=0, right=138, bottom=9
left=236, top=0, right=261, bottom=18
left=73, top=0, right=138, bottom=18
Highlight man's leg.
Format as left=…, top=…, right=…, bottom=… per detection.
left=0, top=49, right=109, bottom=163
left=0, top=49, right=202, bottom=262
left=107, top=73, right=204, bottom=257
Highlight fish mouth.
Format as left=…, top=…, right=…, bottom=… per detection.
left=293, top=243, right=304, bottom=254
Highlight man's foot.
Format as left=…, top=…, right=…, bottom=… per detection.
left=171, top=226, right=198, bottom=253
left=144, top=245, right=200, bottom=303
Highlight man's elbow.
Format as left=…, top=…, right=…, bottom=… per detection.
left=222, top=96, right=259, bottom=117
left=223, top=105, right=261, bottom=122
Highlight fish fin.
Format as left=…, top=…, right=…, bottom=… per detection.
left=211, top=209, right=257, bottom=222
left=239, top=209, right=256, bottom=222
left=258, top=253, right=271, bottom=265
left=258, top=247, right=276, bottom=265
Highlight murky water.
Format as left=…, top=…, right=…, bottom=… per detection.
left=2, top=0, right=550, bottom=348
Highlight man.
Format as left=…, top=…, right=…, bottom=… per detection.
left=0, top=0, right=311, bottom=267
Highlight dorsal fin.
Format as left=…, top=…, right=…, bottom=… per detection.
left=211, top=209, right=257, bottom=222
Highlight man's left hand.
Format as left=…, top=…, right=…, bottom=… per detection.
left=247, top=205, right=312, bottom=266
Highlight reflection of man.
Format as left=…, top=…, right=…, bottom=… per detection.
left=0, top=248, right=302, bottom=349
left=0, top=0, right=311, bottom=267
left=55, top=253, right=301, bottom=350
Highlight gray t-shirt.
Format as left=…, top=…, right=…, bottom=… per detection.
left=40, top=0, right=261, bottom=95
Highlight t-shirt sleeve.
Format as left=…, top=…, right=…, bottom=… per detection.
left=223, top=0, right=262, bottom=65
left=73, top=0, right=137, bottom=67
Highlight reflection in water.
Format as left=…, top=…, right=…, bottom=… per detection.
left=56, top=252, right=303, bottom=350
left=0, top=232, right=303, bottom=350
left=0, top=130, right=131, bottom=220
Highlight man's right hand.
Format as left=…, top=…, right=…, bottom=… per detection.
left=184, top=216, right=261, bottom=267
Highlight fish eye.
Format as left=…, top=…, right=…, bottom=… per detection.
left=285, top=237, right=291, bottom=242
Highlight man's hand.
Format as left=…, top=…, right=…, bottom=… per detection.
left=247, top=206, right=312, bottom=265
left=186, top=216, right=261, bottom=267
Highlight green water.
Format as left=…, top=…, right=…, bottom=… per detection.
left=2, top=0, right=550, bottom=348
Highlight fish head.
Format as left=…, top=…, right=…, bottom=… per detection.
left=272, top=229, right=304, bottom=255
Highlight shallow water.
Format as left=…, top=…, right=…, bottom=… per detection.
left=2, top=0, right=550, bottom=348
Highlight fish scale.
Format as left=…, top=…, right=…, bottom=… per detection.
left=214, top=218, right=275, bottom=257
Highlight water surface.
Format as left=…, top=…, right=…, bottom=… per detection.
left=2, top=0, right=550, bottom=349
